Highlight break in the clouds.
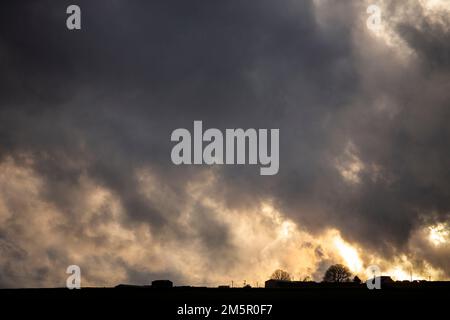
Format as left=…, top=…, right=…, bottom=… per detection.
left=0, top=0, right=449, bottom=287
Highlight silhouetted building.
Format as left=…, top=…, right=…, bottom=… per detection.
left=265, top=280, right=323, bottom=288
left=151, top=280, right=173, bottom=288
left=366, top=276, right=395, bottom=287
left=379, top=276, right=394, bottom=285
left=265, top=279, right=363, bottom=288
left=265, top=280, right=291, bottom=288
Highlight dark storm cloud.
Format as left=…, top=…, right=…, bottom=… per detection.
left=399, top=19, right=450, bottom=71
left=0, top=0, right=449, bottom=286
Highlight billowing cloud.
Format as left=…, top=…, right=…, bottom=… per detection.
left=0, top=0, right=449, bottom=287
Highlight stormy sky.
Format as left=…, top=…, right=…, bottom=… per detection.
left=0, top=0, right=449, bottom=287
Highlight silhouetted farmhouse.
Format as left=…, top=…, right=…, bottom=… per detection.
left=366, top=276, right=395, bottom=287
left=265, top=280, right=328, bottom=288
left=151, top=280, right=173, bottom=288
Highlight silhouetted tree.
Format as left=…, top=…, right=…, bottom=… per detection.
left=353, top=275, right=362, bottom=284
left=270, top=269, right=291, bottom=281
left=323, top=264, right=352, bottom=282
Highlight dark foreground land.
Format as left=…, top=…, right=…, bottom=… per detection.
left=1, top=284, right=449, bottom=318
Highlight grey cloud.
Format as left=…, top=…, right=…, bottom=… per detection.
left=0, top=0, right=449, bottom=286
